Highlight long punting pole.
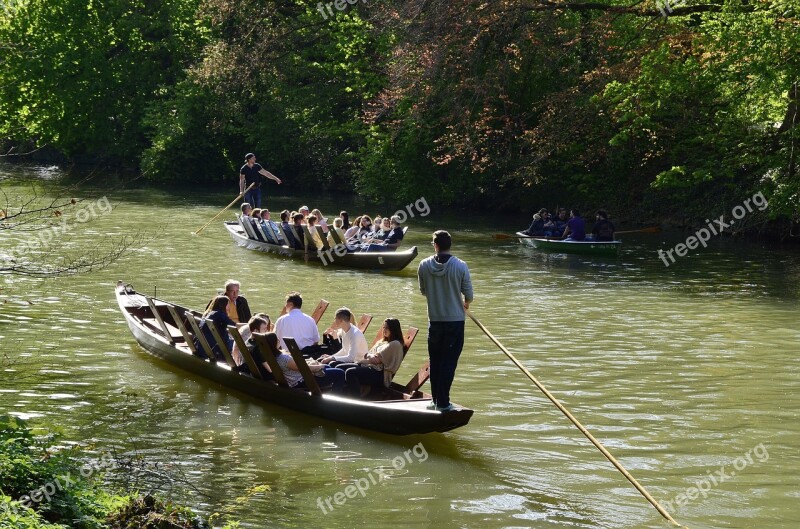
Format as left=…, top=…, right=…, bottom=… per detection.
left=195, top=183, right=255, bottom=235
left=466, top=310, right=686, bottom=528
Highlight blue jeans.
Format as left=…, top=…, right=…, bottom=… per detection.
left=244, top=187, right=261, bottom=208
left=427, top=321, right=465, bottom=408
left=300, top=367, right=346, bottom=393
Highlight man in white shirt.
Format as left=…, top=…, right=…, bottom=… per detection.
left=319, top=308, right=369, bottom=366
left=275, top=292, right=321, bottom=356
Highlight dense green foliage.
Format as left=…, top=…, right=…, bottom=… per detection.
left=1, top=1, right=798, bottom=221
left=0, top=416, right=220, bottom=529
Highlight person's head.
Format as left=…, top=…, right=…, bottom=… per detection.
left=381, top=318, right=403, bottom=344
left=340, top=211, right=349, bottom=226
left=432, top=230, right=452, bottom=253
left=361, top=215, right=372, bottom=227
left=311, top=208, right=324, bottom=220
left=299, top=206, right=309, bottom=218
left=333, top=217, right=343, bottom=229
left=251, top=208, right=262, bottom=219
left=381, top=217, right=391, bottom=230
left=570, top=208, right=581, bottom=218
left=241, top=203, right=253, bottom=216
left=374, top=215, right=382, bottom=226
left=352, top=215, right=362, bottom=228
left=261, top=209, right=271, bottom=220
left=285, top=291, right=302, bottom=310
left=280, top=209, right=290, bottom=222
left=334, top=307, right=353, bottom=329
left=390, top=215, right=402, bottom=228
left=224, top=280, right=241, bottom=301
left=263, top=332, right=281, bottom=354
left=307, top=214, right=317, bottom=226
left=558, top=208, right=568, bottom=219
left=248, top=315, right=269, bottom=334
left=538, top=208, right=548, bottom=217
left=244, top=153, right=256, bottom=166
left=596, top=209, right=608, bottom=220
left=293, top=213, right=304, bottom=225
left=210, top=295, right=229, bottom=313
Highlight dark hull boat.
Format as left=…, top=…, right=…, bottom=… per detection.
left=516, top=232, right=622, bottom=256
left=224, top=221, right=418, bottom=271
left=115, top=283, right=473, bottom=435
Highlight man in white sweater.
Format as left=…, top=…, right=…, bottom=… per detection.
left=319, top=308, right=369, bottom=366
left=275, top=291, right=320, bottom=356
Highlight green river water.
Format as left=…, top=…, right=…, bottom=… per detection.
left=1, top=165, right=798, bottom=529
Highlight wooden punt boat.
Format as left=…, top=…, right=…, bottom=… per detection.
left=516, top=232, right=622, bottom=256
left=115, top=282, right=473, bottom=435
left=224, top=221, right=418, bottom=271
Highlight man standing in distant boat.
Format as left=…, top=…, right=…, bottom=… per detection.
left=239, top=153, right=282, bottom=209
left=417, top=230, right=474, bottom=412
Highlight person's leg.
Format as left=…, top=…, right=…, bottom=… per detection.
left=435, top=321, right=465, bottom=409
left=319, top=367, right=346, bottom=393
left=427, top=322, right=447, bottom=408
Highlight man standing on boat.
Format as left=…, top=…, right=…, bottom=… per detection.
left=239, top=153, right=281, bottom=209
left=417, top=230, right=473, bottom=412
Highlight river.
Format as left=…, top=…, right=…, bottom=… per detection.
left=1, top=164, right=798, bottom=529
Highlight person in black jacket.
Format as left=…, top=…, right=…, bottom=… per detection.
left=206, top=280, right=252, bottom=324
left=591, top=210, right=615, bottom=241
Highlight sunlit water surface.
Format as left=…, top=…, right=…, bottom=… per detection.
left=1, top=165, right=798, bottom=529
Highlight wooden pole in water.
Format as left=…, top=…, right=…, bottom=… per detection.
left=194, top=183, right=255, bottom=235
left=466, top=310, right=686, bottom=528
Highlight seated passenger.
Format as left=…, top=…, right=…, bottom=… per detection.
left=298, top=205, right=310, bottom=220
left=261, top=331, right=346, bottom=393
left=319, top=308, right=369, bottom=366
left=344, top=215, right=362, bottom=240
left=232, top=315, right=274, bottom=379
left=339, top=211, right=350, bottom=232
left=249, top=208, right=266, bottom=241
left=291, top=213, right=306, bottom=250
left=280, top=210, right=299, bottom=248
left=340, top=318, right=405, bottom=397
left=241, top=203, right=253, bottom=217
left=205, top=279, right=251, bottom=324
left=561, top=209, right=586, bottom=241
left=311, top=209, right=329, bottom=233
left=351, top=215, right=373, bottom=242
left=364, top=216, right=404, bottom=251
left=306, top=215, right=326, bottom=250
left=553, top=208, right=568, bottom=235
left=274, top=291, right=322, bottom=357
left=523, top=208, right=549, bottom=236
left=327, top=217, right=348, bottom=247
left=194, top=295, right=236, bottom=361
left=259, top=208, right=284, bottom=244
left=591, top=209, right=615, bottom=241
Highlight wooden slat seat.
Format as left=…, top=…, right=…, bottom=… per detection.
left=145, top=298, right=176, bottom=345
left=310, top=299, right=329, bottom=324
left=283, top=337, right=322, bottom=395
left=402, top=327, right=419, bottom=355
left=403, top=361, right=430, bottom=395
left=251, top=333, right=290, bottom=387
left=227, top=326, right=264, bottom=379
left=186, top=316, right=217, bottom=362
left=166, top=305, right=198, bottom=354
left=315, top=226, right=332, bottom=250
left=356, top=314, right=372, bottom=334
left=239, top=216, right=257, bottom=240
left=204, top=319, right=238, bottom=369
left=142, top=318, right=184, bottom=342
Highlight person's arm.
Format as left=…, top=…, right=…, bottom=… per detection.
left=462, top=265, right=474, bottom=310
left=560, top=225, right=571, bottom=240
left=417, top=264, right=427, bottom=296
left=258, top=168, right=282, bottom=184
left=239, top=173, right=246, bottom=194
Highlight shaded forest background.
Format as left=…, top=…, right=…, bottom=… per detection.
left=0, top=0, right=798, bottom=227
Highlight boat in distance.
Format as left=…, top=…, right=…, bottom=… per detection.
left=115, top=282, right=473, bottom=435
left=225, top=221, right=418, bottom=271
left=516, top=232, right=622, bottom=255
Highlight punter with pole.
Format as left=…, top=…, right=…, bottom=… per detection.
left=417, top=230, right=473, bottom=412
left=239, top=153, right=281, bottom=209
